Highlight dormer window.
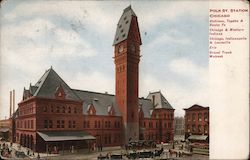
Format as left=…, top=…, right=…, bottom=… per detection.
left=108, top=105, right=115, bottom=116
left=88, top=104, right=96, bottom=115
left=55, top=84, right=66, bottom=99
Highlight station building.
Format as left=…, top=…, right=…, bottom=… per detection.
left=14, top=6, right=175, bottom=152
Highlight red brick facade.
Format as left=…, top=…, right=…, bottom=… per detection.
left=114, top=12, right=141, bottom=143
left=184, top=105, right=209, bottom=141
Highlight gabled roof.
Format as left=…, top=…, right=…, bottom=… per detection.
left=73, top=90, right=121, bottom=116
left=183, top=104, right=209, bottom=111
left=24, top=68, right=81, bottom=101
left=146, top=91, right=173, bottom=109
left=113, top=5, right=137, bottom=45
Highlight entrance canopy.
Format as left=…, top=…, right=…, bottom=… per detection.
left=188, top=135, right=208, bottom=141
left=37, top=131, right=96, bottom=142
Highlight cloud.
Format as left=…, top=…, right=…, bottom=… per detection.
left=137, top=1, right=208, bottom=31
left=147, top=32, right=192, bottom=51
left=2, top=1, right=118, bottom=35
left=169, top=57, right=207, bottom=78
left=65, top=71, right=114, bottom=94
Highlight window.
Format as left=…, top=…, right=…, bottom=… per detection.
left=198, top=113, right=202, bottom=121
left=61, top=120, right=65, bottom=128
left=56, top=106, right=60, bottom=113
left=105, top=121, right=107, bottom=128
left=62, top=106, right=65, bottom=113
left=164, top=113, right=166, bottom=119
left=74, top=107, right=77, bottom=114
left=44, top=120, right=48, bottom=129
left=49, top=120, right=53, bottom=128
left=108, top=134, right=111, bottom=144
left=73, top=121, right=76, bottom=128
left=192, top=113, right=196, bottom=121
left=187, top=114, right=190, bottom=121
left=44, top=106, right=47, bottom=112
left=98, top=121, right=101, bottom=128
left=108, top=121, right=111, bottom=128
left=57, top=120, right=60, bottom=128
left=204, top=125, right=208, bottom=134
left=87, top=121, right=89, bottom=128
left=204, top=113, right=208, bottom=121
left=69, top=121, right=72, bottom=128
left=104, top=136, right=107, bottom=144
left=187, top=125, right=190, bottom=132
left=164, top=123, right=167, bottom=128
left=83, top=121, right=86, bottom=128
left=68, top=107, right=71, bottom=113
left=144, top=122, right=146, bottom=127
left=168, top=122, right=172, bottom=129
left=95, top=121, right=97, bottom=128
left=198, top=125, right=202, bottom=132
left=51, top=106, right=54, bottom=113
left=192, top=125, right=196, bottom=132
left=156, top=122, right=158, bottom=128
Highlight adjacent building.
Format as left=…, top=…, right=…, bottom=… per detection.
left=14, top=6, right=175, bottom=152
left=174, top=117, right=185, bottom=135
left=183, top=104, right=209, bottom=143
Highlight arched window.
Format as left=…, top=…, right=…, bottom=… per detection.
left=68, top=107, right=71, bottom=113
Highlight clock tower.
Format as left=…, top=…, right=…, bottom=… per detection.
left=113, top=5, right=142, bottom=144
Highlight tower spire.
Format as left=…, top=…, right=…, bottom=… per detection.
left=114, top=6, right=141, bottom=144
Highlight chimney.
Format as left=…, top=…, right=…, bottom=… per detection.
left=13, top=90, right=15, bottom=114
left=10, top=91, right=12, bottom=118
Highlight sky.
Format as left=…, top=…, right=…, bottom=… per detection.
left=0, top=0, right=209, bottom=119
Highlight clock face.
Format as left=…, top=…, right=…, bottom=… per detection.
left=118, top=45, right=124, bottom=53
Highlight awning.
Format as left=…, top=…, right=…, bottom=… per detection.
left=0, top=128, right=9, bottom=132
left=37, top=131, right=96, bottom=142
left=188, top=135, right=208, bottom=141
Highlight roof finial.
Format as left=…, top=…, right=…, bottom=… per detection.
left=50, top=65, right=53, bottom=69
